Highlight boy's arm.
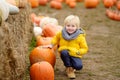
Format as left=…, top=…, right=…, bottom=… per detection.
left=78, top=35, right=88, bottom=55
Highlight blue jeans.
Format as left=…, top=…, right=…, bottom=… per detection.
left=60, top=50, right=83, bottom=70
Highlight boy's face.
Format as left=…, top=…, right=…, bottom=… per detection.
left=65, top=23, right=77, bottom=34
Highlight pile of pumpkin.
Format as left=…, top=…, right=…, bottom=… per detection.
left=27, top=0, right=114, bottom=9
left=29, top=13, right=63, bottom=80
left=29, top=0, right=101, bottom=9
left=104, top=0, right=120, bottom=21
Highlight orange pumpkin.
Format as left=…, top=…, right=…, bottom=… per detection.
left=55, top=0, right=64, bottom=2
left=65, top=0, right=70, bottom=5
left=36, top=36, right=58, bottom=50
left=55, top=1, right=62, bottom=10
left=116, top=0, right=120, bottom=10
left=69, top=1, right=76, bottom=8
left=36, top=36, right=53, bottom=46
left=76, top=0, right=83, bottom=2
left=84, top=0, right=99, bottom=8
left=29, top=46, right=56, bottom=67
left=114, top=10, right=120, bottom=21
left=30, top=61, right=54, bottom=80
left=28, top=0, right=39, bottom=8
left=106, top=9, right=115, bottom=20
left=39, top=0, right=48, bottom=6
left=113, top=0, right=117, bottom=5
left=50, top=0, right=56, bottom=8
left=103, top=0, right=114, bottom=8
left=34, top=16, right=44, bottom=25
left=42, top=24, right=62, bottom=37
left=30, top=13, right=36, bottom=23
left=50, top=0, right=62, bottom=9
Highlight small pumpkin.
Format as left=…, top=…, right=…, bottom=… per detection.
left=30, top=61, right=54, bottom=80
left=28, top=0, right=39, bottom=8
left=54, top=1, right=62, bottom=10
left=50, top=0, right=56, bottom=8
left=76, top=0, right=83, bottom=2
left=114, top=10, right=120, bottom=21
left=113, top=0, right=117, bottom=5
left=30, top=13, right=37, bottom=23
left=116, top=0, right=120, bottom=10
left=84, top=0, right=99, bottom=8
left=69, top=1, right=76, bottom=8
left=56, top=0, right=64, bottom=2
left=39, top=0, right=48, bottom=6
left=50, top=0, right=62, bottom=9
left=103, top=0, right=114, bottom=8
left=29, top=46, right=56, bottom=67
left=33, top=26, right=42, bottom=37
left=106, top=9, right=115, bottom=20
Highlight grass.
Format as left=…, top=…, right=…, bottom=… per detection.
left=24, top=36, right=36, bottom=80
left=28, top=37, right=36, bottom=52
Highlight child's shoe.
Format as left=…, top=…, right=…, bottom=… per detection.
left=66, top=67, right=76, bottom=79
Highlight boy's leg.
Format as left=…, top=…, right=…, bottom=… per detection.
left=60, top=50, right=76, bottom=79
left=70, top=56, right=83, bottom=70
left=60, top=50, right=71, bottom=67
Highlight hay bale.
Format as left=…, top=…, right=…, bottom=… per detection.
left=0, top=5, right=33, bottom=80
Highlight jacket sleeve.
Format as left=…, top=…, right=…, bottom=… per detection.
left=51, top=32, right=61, bottom=46
left=78, top=34, right=88, bottom=55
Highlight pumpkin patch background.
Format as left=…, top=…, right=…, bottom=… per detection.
left=0, top=0, right=120, bottom=80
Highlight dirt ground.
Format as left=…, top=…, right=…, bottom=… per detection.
left=31, top=2, right=120, bottom=80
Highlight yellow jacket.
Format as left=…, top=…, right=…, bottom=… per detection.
left=51, top=31, right=88, bottom=58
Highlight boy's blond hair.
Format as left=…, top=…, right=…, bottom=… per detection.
left=64, top=15, right=80, bottom=28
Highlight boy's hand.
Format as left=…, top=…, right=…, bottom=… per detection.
left=76, top=51, right=80, bottom=55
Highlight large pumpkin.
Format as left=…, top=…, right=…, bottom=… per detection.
left=30, top=61, right=54, bottom=80
left=36, top=36, right=53, bottom=46
left=29, top=46, right=56, bottom=67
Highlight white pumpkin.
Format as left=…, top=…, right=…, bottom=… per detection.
left=0, top=0, right=9, bottom=21
left=40, top=17, right=58, bottom=29
left=33, top=23, right=43, bottom=37
left=7, top=2, right=19, bottom=14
